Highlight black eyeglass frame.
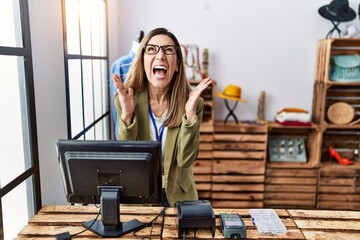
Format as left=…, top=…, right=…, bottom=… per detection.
left=143, top=44, right=178, bottom=55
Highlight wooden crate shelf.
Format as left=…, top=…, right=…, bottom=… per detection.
left=324, top=85, right=360, bottom=125
left=317, top=162, right=360, bottom=210
left=264, top=168, right=318, bottom=209
left=193, top=132, right=213, bottom=200
left=313, top=38, right=360, bottom=211
left=211, top=121, right=267, bottom=208
left=267, top=123, right=322, bottom=169
left=189, top=78, right=215, bottom=199
left=321, top=129, right=360, bottom=162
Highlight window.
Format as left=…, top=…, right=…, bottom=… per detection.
left=62, top=0, right=110, bottom=140
left=0, top=0, right=41, bottom=239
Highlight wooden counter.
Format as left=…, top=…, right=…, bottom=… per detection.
left=17, top=205, right=360, bottom=239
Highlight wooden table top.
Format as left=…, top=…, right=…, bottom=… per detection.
left=17, top=205, right=360, bottom=239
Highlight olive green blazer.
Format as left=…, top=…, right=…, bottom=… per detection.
left=115, top=89, right=203, bottom=206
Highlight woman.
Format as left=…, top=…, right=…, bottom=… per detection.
left=112, top=27, right=213, bottom=206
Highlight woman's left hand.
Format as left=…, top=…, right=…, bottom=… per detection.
left=185, top=77, right=213, bottom=123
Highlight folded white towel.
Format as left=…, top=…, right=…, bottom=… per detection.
left=275, top=111, right=311, bottom=123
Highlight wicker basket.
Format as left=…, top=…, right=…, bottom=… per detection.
left=327, top=102, right=355, bottom=125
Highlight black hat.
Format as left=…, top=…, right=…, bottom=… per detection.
left=318, top=0, right=356, bottom=22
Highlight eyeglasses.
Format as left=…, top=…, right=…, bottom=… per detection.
left=144, top=44, right=177, bottom=55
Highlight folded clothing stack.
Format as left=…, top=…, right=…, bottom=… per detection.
left=275, top=108, right=312, bottom=126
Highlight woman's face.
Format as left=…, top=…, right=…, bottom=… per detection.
left=143, top=34, right=178, bottom=91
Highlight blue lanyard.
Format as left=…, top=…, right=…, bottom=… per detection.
left=148, top=104, right=165, bottom=142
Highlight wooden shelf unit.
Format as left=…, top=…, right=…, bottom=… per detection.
left=313, top=38, right=360, bottom=210
left=192, top=119, right=358, bottom=210
left=267, top=122, right=322, bottom=169
left=193, top=132, right=213, bottom=200
left=317, top=162, right=360, bottom=210
left=264, top=122, right=320, bottom=209
left=189, top=79, right=215, bottom=200
left=264, top=168, right=318, bottom=209
left=211, top=121, right=267, bottom=208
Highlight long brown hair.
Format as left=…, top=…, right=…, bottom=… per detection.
left=125, top=28, right=191, bottom=128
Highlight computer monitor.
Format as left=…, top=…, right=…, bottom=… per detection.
left=56, top=139, right=163, bottom=237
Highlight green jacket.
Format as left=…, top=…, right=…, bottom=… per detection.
left=115, top=88, right=203, bottom=206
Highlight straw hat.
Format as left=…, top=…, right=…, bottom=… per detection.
left=216, top=84, right=247, bottom=102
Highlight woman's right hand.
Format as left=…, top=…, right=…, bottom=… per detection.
left=112, top=74, right=135, bottom=126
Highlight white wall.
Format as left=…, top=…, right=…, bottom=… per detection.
left=29, top=0, right=360, bottom=205
left=109, top=0, right=360, bottom=120
left=28, top=0, right=68, bottom=205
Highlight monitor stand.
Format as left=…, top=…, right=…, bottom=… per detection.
left=83, top=186, right=144, bottom=237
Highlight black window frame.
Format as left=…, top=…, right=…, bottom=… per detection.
left=0, top=0, right=42, bottom=239
left=61, top=0, right=111, bottom=140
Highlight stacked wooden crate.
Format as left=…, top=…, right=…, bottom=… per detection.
left=312, top=39, right=360, bottom=210
left=318, top=163, right=360, bottom=210
left=211, top=121, right=268, bottom=208
left=264, top=168, right=318, bottom=209
left=193, top=132, right=213, bottom=200
left=264, top=123, right=321, bottom=209
left=190, top=80, right=214, bottom=200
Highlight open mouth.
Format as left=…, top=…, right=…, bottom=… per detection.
left=153, top=65, right=168, bottom=78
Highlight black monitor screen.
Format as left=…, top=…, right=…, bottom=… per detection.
left=56, top=139, right=163, bottom=237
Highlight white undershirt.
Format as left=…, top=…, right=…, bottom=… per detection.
left=149, top=110, right=168, bottom=152
left=149, top=110, right=167, bottom=188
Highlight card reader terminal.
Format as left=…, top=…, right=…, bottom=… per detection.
left=220, top=213, right=246, bottom=239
